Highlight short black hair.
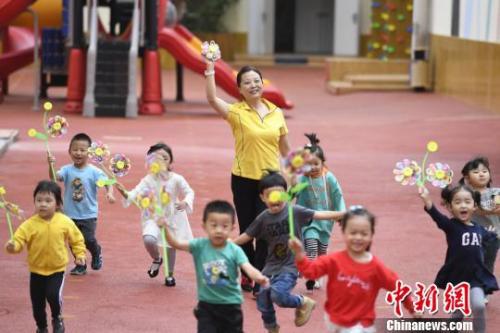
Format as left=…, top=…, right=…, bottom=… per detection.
left=33, top=180, right=63, bottom=208
left=236, top=65, right=263, bottom=87
left=70, top=133, right=92, bottom=148
left=203, top=200, right=236, bottom=224
left=258, top=170, right=288, bottom=194
left=460, top=156, right=492, bottom=187
left=147, top=142, right=173, bottom=164
left=341, top=206, right=375, bottom=251
left=441, top=184, right=481, bottom=206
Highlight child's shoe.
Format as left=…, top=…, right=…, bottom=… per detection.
left=165, top=276, right=176, bottom=287
left=70, top=264, right=87, bottom=276
left=36, top=327, right=48, bottom=333
left=147, top=257, right=163, bottom=278
left=91, top=252, right=103, bottom=270
left=267, top=324, right=280, bottom=333
left=52, top=318, right=65, bottom=333
left=314, top=279, right=322, bottom=289
left=240, top=275, right=253, bottom=292
left=295, top=296, right=316, bottom=327
left=305, top=279, right=315, bottom=293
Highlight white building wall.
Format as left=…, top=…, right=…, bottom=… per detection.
left=430, top=0, right=453, bottom=36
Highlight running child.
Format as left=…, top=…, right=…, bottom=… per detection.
left=234, top=171, right=345, bottom=332
left=5, top=180, right=86, bottom=333
left=115, top=142, right=194, bottom=286
left=418, top=184, right=498, bottom=333
left=290, top=206, right=416, bottom=333
left=296, top=133, right=346, bottom=291
left=162, top=200, right=268, bottom=333
left=48, top=132, right=115, bottom=276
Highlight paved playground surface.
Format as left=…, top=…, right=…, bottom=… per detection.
left=0, top=66, right=499, bottom=332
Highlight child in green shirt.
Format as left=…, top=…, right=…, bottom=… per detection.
left=163, top=200, right=268, bottom=333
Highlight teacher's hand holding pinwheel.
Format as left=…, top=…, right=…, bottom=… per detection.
left=393, top=141, right=453, bottom=189
left=29, top=101, right=69, bottom=180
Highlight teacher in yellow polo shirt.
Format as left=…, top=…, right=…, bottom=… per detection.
left=205, top=61, right=290, bottom=293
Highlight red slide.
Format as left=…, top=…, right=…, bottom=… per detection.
left=158, top=24, right=293, bottom=109
left=0, top=0, right=35, bottom=79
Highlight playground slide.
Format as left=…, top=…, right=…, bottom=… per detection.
left=158, top=24, right=293, bottom=109
left=0, top=0, right=35, bottom=78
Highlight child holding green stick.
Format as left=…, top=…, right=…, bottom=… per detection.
left=233, top=171, right=345, bottom=332
left=115, top=142, right=194, bottom=286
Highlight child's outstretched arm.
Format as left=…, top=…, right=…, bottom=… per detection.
left=114, top=182, right=129, bottom=199
left=418, top=186, right=433, bottom=210
left=240, top=263, right=269, bottom=288
left=232, top=233, right=253, bottom=245
left=160, top=219, right=190, bottom=252
left=313, top=210, right=346, bottom=221
left=289, top=238, right=331, bottom=280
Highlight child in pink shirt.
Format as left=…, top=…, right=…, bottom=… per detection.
left=290, top=207, right=416, bottom=332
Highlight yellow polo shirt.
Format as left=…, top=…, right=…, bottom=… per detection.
left=226, top=99, right=288, bottom=180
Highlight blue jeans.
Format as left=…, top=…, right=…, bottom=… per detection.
left=256, top=272, right=303, bottom=329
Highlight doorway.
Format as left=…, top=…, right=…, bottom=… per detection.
left=274, top=0, right=334, bottom=54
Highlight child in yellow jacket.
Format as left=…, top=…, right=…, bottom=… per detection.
left=5, top=180, right=86, bottom=333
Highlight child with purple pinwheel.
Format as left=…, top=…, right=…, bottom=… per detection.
left=47, top=133, right=115, bottom=276
left=115, top=142, right=194, bottom=286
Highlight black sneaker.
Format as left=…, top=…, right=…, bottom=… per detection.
left=91, top=248, right=103, bottom=270
left=147, top=257, right=163, bottom=278
left=165, top=276, right=176, bottom=287
left=52, top=318, right=65, bottom=333
left=70, top=264, right=87, bottom=276
left=305, top=280, right=315, bottom=291
left=36, top=327, right=48, bottom=333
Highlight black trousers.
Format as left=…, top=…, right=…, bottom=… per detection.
left=73, top=218, right=101, bottom=258
left=231, top=174, right=267, bottom=271
left=194, top=301, right=243, bottom=333
left=30, top=272, right=65, bottom=329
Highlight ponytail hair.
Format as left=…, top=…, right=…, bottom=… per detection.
left=304, top=133, right=325, bottom=162
left=459, top=156, right=492, bottom=187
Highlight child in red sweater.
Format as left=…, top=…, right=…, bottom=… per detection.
left=289, top=206, right=416, bottom=332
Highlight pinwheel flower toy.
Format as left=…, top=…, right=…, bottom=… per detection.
left=46, top=115, right=69, bottom=138
left=28, top=101, right=69, bottom=180
left=393, top=159, right=421, bottom=186
left=88, top=141, right=111, bottom=165
left=284, top=148, right=313, bottom=177
left=0, top=186, right=24, bottom=240
left=426, top=163, right=453, bottom=188
left=96, top=153, right=132, bottom=188
left=201, top=40, right=221, bottom=62
left=393, top=141, right=453, bottom=188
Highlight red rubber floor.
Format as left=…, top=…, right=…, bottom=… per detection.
left=0, top=66, right=499, bottom=332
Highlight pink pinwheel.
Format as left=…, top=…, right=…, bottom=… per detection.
left=109, top=153, right=131, bottom=177
left=426, top=163, right=453, bottom=188
left=201, top=40, right=221, bottom=62
left=46, top=115, right=69, bottom=138
left=284, top=148, right=312, bottom=176
left=88, top=141, right=111, bottom=164
left=393, top=159, right=422, bottom=186
left=136, top=188, right=156, bottom=219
